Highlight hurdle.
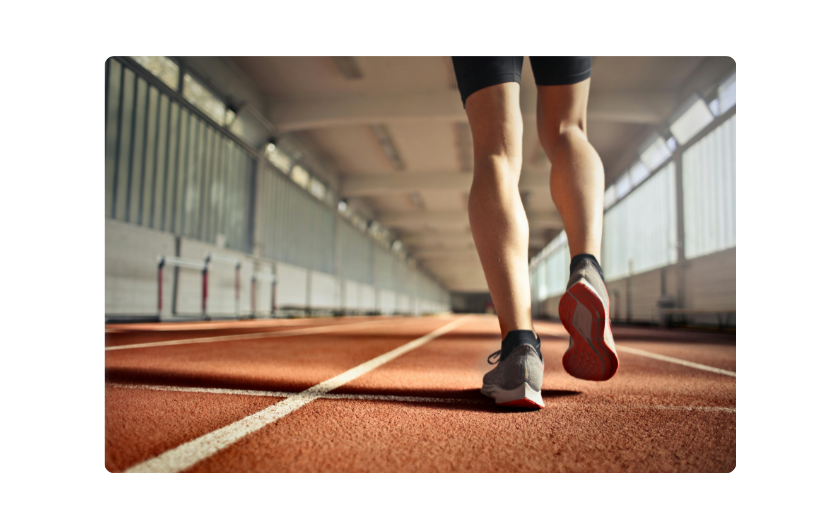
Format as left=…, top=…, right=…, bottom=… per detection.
left=251, top=271, right=278, bottom=318
left=157, top=256, right=208, bottom=320
left=205, top=253, right=243, bottom=319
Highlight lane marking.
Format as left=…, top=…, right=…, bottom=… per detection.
left=615, top=345, right=736, bottom=377
left=105, top=317, right=422, bottom=351
left=107, top=383, right=472, bottom=404
left=108, top=382, right=736, bottom=412
left=123, top=315, right=472, bottom=473
left=533, top=329, right=736, bottom=377
left=650, top=405, right=735, bottom=413
left=105, top=316, right=390, bottom=333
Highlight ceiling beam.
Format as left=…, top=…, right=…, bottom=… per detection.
left=269, top=90, right=678, bottom=133
left=341, top=171, right=549, bottom=197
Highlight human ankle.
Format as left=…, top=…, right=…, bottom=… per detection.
left=570, top=253, right=605, bottom=282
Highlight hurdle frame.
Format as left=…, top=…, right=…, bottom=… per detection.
left=157, top=256, right=209, bottom=320
left=251, top=271, right=278, bottom=318
left=205, top=252, right=243, bottom=319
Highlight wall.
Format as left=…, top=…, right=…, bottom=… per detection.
left=538, top=247, right=735, bottom=326
left=105, top=219, right=449, bottom=319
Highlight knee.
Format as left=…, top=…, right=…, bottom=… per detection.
left=474, top=150, right=522, bottom=176
left=471, top=125, right=523, bottom=174
left=541, top=123, right=586, bottom=163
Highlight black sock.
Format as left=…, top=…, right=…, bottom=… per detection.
left=500, top=330, right=542, bottom=362
left=570, top=253, right=605, bottom=283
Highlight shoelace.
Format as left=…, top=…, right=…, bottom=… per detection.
left=487, top=351, right=502, bottom=365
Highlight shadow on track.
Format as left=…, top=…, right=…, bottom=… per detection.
left=105, top=368, right=581, bottom=413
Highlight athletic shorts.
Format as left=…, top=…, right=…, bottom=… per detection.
left=451, top=57, right=592, bottom=107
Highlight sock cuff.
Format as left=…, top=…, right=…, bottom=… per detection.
left=501, top=330, right=542, bottom=362
left=570, top=253, right=605, bottom=283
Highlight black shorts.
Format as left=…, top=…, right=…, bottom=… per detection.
left=451, top=57, right=592, bottom=107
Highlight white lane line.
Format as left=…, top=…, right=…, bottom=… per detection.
left=105, top=317, right=417, bottom=351
left=543, top=402, right=736, bottom=413
left=123, top=315, right=473, bottom=473
left=615, top=345, right=736, bottom=377
left=105, top=316, right=390, bottom=333
left=650, top=405, right=735, bottom=413
left=533, top=330, right=736, bottom=377
left=110, top=383, right=294, bottom=398
left=107, top=383, right=473, bottom=404
left=108, top=382, right=736, bottom=412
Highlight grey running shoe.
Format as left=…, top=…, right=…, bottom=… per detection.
left=481, top=331, right=545, bottom=408
left=559, top=256, right=619, bottom=381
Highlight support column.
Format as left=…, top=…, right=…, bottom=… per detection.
left=674, top=149, right=687, bottom=310
left=251, top=155, right=267, bottom=259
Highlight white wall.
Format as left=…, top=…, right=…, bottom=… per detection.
left=275, top=263, right=308, bottom=309
left=178, top=239, right=256, bottom=317
left=683, top=247, right=736, bottom=325
left=539, top=247, right=735, bottom=326
left=106, top=219, right=447, bottom=319
left=359, top=284, right=376, bottom=313
left=378, top=289, right=396, bottom=315
left=310, top=271, right=340, bottom=308
left=106, top=219, right=176, bottom=317
left=396, top=295, right=410, bottom=314
left=343, top=280, right=360, bottom=311
left=251, top=264, right=275, bottom=317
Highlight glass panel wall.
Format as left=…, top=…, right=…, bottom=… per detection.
left=683, top=115, right=736, bottom=259
left=602, top=162, right=677, bottom=281
left=105, top=58, right=254, bottom=253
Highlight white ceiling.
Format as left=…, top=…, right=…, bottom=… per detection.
left=229, top=56, right=734, bottom=293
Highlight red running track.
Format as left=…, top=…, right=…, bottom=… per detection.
left=105, top=315, right=735, bottom=472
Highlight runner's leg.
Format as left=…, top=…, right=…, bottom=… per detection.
left=465, top=82, right=533, bottom=338
left=536, top=79, right=604, bottom=260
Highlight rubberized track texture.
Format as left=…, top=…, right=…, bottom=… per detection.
left=105, top=315, right=735, bottom=472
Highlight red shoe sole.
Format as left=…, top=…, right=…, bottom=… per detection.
left=498, top=398, right=544, bottom=409
left=559, top=281, right=619, bottom=381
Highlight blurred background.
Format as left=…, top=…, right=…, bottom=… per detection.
left=105, top=56, right=735, bottom=327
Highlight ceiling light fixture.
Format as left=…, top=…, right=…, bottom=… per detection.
left=331, top=57, right=364, bottom=79
left=370, top=124, right=405, bottom=171
left=409, top=192, right=424, bottom=208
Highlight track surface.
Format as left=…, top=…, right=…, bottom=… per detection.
left=105, top=315, right=735, bottom=472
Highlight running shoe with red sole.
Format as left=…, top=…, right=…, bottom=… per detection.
left=481, top=337, right=545, bottom=409
left=558, top=257, right=619, bottom=381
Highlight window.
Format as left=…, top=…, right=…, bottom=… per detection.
left=309, top=177, right=326, bottom=200
left=603, top=185, right=617, bottom=209
left=639, top=135, right=672, bottom=171
left=669, top=96, right=714, bottom=145
left=183, top=74, right=225, bottom=124
left=350, top=213, right=368, bottom=232
left=530, top=231, right=571, bottom=301
left=708, top=98, right=721, bottom=117
left=629, top=161, right=650, bottom=187
left=719, top=72, right=736, bottom=114
left=131, top=56, right=179, bottom=90
left=291, top=165, right=310, bottom=188
left=225, top=108, right=237, bottom=126
left=602, top=163, right=677, bottom=281
left=683, top=115, right=736, bottom=259
left=615, top=173, right=632, bottom=199
left=265, top=143, right=293, bottom=173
